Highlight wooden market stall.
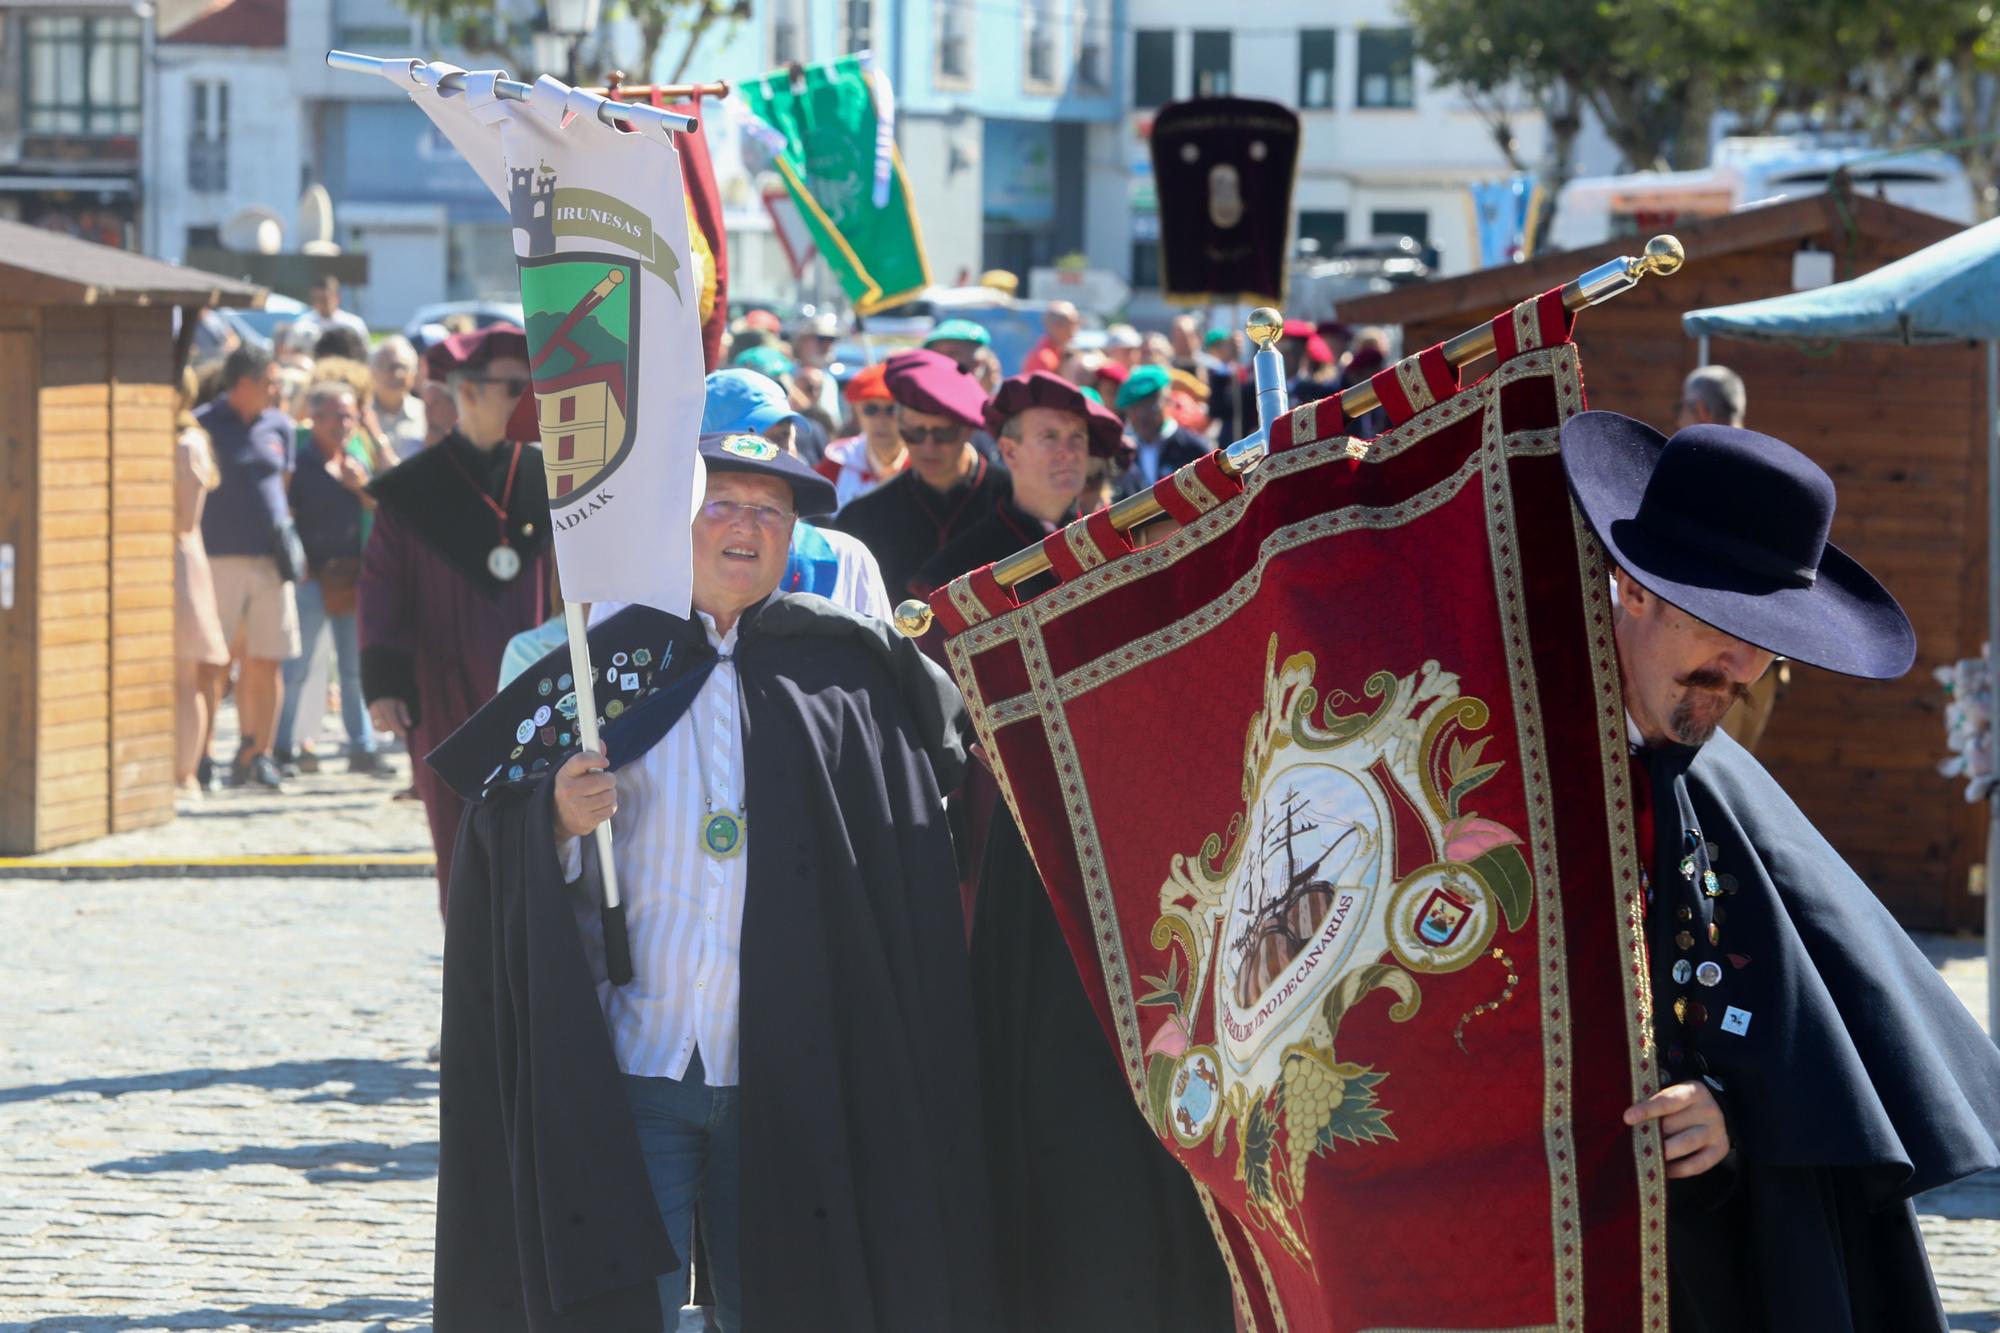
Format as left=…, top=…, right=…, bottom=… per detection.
left=1339, top=192, right=1981, bottom=931
left=0, top=223, right=263, bottom=853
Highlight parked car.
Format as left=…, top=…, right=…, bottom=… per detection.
left=400, top=300, right=526, bottom=347
left=858, top=288, right=1105, bottom=375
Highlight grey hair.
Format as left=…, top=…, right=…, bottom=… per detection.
left=307, top=380, right=357, bottom=411
left=1683, top=365, right=1747, bottom=426
left=370, top=333, right=419, bottom=372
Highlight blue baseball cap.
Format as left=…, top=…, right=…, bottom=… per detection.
left=702, top=368, right=805, bottom=437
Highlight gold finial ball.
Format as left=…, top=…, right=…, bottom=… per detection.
left=894, top=599, right=935, bottom=638
left=1644, top=234, right=1685, bottom=278
left=1245, top=307, right=1285, bottom=350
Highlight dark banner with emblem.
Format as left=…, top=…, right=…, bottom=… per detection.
left=923, top=293, right=1665, bottom=1330
left=1149, top=97, right=1300, bottom=305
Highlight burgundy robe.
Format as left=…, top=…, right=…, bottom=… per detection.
left=360, top=435, right=551, bottom=908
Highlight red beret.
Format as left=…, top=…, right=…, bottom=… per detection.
left=1093, top=360, right=1130, bottom=385
left=882, top=348, right=988, bottom=428
left=986, top=371, right=1126, bottom=459
left=1281, top=318, right=1316, bottom=340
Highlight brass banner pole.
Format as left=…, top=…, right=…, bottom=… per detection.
left=893, top=234, right=1685, bottom=638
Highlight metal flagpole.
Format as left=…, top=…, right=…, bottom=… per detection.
left=565, top=600, right=632, bottom=986
left=894, top=234, right=1687, bottom=633
left=325, top=50, right=698, bottom=136
left=1986, top=339, right=1998, bottom=1038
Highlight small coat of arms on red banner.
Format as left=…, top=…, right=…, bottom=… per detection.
left=930, top=294, right=1670, bottom=1332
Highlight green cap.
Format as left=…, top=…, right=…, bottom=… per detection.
left=1203, top=328, right=1230, bottom=347
left=1078, top=386, right=1105, bottom=406
left=1115, top=363, right=1172, bottom=410
left=733, top=344, right=794, bottom=379
left=924, top=318, right=992, bottom=348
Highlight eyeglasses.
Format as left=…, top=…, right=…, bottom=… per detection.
left=700, top=498, right=795, bottom=528
left=859, top=402, right=893, bottom=418
left=899, top=424, right=966, bottom=445
left=462, top=376, right=532, bottom=397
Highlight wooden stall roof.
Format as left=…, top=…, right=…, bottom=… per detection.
left=0, top=220, right=266, bottom=309
left=1337, top=194, right=1964, bottom=329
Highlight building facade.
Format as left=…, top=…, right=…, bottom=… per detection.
left=0, top=0, right=150, bottom=249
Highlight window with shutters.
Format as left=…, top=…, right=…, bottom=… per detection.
left=188, top=80, right=229, bottom=193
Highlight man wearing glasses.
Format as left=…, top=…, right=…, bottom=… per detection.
left=429, top=433, right=999, bottom=1332
left=360, top=324, right=553, bottom=913
left=832, top=347, right=1005, bottom=598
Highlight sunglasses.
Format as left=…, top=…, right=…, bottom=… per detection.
left=699, top=498, right=795, bottom=528
left=859, top=401, right=893, bottom=418
left=463, top=375, right=532, bottom=397
left=899, top=424, right=965, bottom=445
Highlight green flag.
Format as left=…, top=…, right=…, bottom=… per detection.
left=739, top=56, right=930, bottom=313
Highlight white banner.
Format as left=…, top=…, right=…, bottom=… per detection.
left=377, top=62, right=705, bottom=616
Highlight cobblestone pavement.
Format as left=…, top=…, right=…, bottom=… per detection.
left=0, top=707, right=1995, bottom=1330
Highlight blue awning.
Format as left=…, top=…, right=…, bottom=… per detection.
left=1682, top=216, right=2000, bottom=346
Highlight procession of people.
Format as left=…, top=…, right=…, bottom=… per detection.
left=158, top=222, right=2000, bottom=1332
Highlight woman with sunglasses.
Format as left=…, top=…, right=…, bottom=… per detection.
left=814, top=362, right=908, bottom=508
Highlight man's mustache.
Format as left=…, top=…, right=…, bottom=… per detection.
left=1677, top=669, right=1752, bottom=705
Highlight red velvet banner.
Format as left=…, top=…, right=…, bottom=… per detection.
left=932, top=304, right=1669, bottom=1332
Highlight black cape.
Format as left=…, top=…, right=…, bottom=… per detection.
left=912, top=495, right=1061, bottom=599
left=830, top=455, right=1006, bottom=599
left=366, top=432, right=551, bottom=594
left=971, top=812, right=1238, bottom=1332
left=435, top=594, right=1001, bottom=1333
left=1639, top=731, right=2000, bottom=1333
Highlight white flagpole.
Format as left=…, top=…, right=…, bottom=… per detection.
left=564, top=601, right=632, bottom=985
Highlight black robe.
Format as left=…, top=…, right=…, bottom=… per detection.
left=911, top=495, right=1059, bottom=601
left=971, top=814, right=1239, bottom=1332
left=1638, top=732, right=2000, bottom=1333
left=831, top=455, right=1006, bottom=600
left=434, top=595, right=1001, bottom=1333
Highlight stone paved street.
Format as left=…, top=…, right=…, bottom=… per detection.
left=0, top=708, right=1996, bottom=1331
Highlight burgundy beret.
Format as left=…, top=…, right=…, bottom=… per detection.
left=882, top=348, right=988, bottom=428
left=985, top=371, right=1126, bottom=459
left=426, top=323, right=530, bottom=381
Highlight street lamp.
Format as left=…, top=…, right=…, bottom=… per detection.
left=538, top=0, right=602, bottom=85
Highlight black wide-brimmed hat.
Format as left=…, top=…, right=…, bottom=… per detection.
left=1560, top=412, right=1915, bottom=680
left=698, top=431, right=837, bottom=518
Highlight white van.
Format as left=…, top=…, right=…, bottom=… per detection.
left=1547, top=137, right=1976, bottom=252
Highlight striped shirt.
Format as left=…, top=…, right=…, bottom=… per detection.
left=561, top=608, right=748, bottom=1084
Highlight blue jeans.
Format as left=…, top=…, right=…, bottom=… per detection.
left=276, top=577, right=372, bottom=755
left=624, top=1050, right=741, bottom=1333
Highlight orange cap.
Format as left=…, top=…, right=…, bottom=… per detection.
left=843, top=362, right=892, bottom=402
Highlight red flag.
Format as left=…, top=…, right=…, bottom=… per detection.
left=632, top=92, right=728, bottom=371
left=928, top=292, right=1666, bottom=1332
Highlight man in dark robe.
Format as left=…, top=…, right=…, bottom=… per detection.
left=1561, top=412, right=2000, bottom=1331
left=426, top=433, right=998, bottom=1333
left=360, top=325, right=551, bottom=910
left=831, top=348, right=1004, bottom=600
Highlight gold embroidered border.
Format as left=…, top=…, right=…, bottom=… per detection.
left=1195, top=1182, right=1259, bottom=1333
left=1569, top=503, right=1672, bottom=1330
left=1245, top=1235, right=1290, bottom=1333
left=1512, top=298, right=1544, bottom=354
left=1288, top=400, right=1319, bottom=448
left=946, top=575, right=993, bottom=630
left=1480, top=371, right=1584, bottom=1329
left=1172, top=461, right=1228, bottom=517
left=1013, top=612, right=1149, bottom=1095
left=946, top=348, right=1576, bottom=663
left=1063, top=522, right=1109, bottom=573
left=944, top=626, right=1030, bottom=860
left=1395, top=354, right=1436, bottom=413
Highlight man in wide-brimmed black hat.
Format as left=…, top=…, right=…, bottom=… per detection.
left=1562, top=411, right=2000, bottom=1333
